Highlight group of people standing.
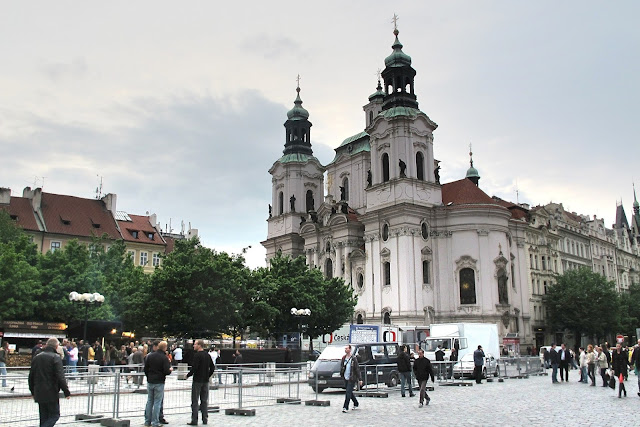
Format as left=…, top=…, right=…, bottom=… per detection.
left=546, top=341, right=640, bottom=399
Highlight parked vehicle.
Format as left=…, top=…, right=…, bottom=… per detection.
left=452, top=352, right=499, bottom=379
left=307, top=342, right=401, bottom=392
left=421, top=323, right=500, bottom=363
left=538, top=346, right=552, bottom=367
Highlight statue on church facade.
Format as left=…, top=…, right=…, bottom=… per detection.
left=290, top=195, right=296, bottom=212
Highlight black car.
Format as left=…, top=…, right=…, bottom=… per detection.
left=308, top=343, right=401, bottom=392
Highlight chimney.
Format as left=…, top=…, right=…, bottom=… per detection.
left=23, top=187, right=42, bottom=211
left=0, top=187, right=10, bottom=205
left=101, top=193, right=117, bottom=216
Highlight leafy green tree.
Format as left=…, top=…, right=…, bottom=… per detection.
left=618, top=283, right=640, bottom=340
left=0, top=210, right=41, bottom=321
left=251, top=253, right=357, bottom=345
left=146, top=237, right=246, bottom=337
left=545, top=267, right=620, bottom=343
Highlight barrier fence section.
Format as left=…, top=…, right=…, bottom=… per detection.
left=0, top=363, right=307, bottom=425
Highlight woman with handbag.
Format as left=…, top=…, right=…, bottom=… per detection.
left=611, top=343, right=629, bottom=397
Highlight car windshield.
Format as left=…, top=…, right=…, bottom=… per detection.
left=460, top=353, right=474, bottom=361
left=318, top=345, right=347, bottom=360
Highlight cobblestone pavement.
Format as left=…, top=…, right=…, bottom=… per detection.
left=58, top=371, right=640, bottom=426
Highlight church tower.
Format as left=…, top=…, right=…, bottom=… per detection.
left=262, top=82, right=325, bottom=261
left=359, top=22, right=443, bottom=325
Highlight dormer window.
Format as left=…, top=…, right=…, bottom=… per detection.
left=9, top=214, right=17, bottom=220
left=131, top=230, right=139, bottom=239
left=147, top=232, right=154, bottom=240
left=92, top=223, right=100, bottom=229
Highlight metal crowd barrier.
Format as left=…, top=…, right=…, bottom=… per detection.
left=497, top=356, right=544, bottom=380
left=0, top=363, right=306, bottom=425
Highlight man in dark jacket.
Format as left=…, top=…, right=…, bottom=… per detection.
left=341, top=345, right=362, bottom=413
left=144, top=341, right=172, bottom=427
left=232, top=349, right=243, bottom=383
left=397, top=345, right=414, bottom=398
left=29, top=338, right=71, bottom=427
left=473, top=345, right=485, bottom=384
left=413, top=349, right=434, bottom=408
left=549, top=343, right=560, bottom=383
left=186, top=339, right=215, bottom=425
left=558, top=343, right=572, bottom=382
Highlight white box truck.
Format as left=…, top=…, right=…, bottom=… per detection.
left=422, top=323, right=500, bottom=362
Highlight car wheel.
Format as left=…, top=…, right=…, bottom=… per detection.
left=494, top=366, right=500, bottom=377
left=482, top=368, right=487, bottom=379
left=387, top=373, right=399, bottom=387
left=313, top=386, right=325, bottom=393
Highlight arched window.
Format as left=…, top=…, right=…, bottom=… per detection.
left=383, top=312, right=391, bottom=324
left=369, top=111, right=373, bottom=125
left=306, top=190, right=314, bottom=212
left=382, top=153, right=390, bottom=182
left=382, top=224, right=389, bottom=241
left=383, top=261, right=391, bottom=286
left=357, top=273, right=364, bottom=290
left=459, top=268, right=476, bottom=304
left=421, top=223, right=428, bottom=240
left=341, top=178, right=349, bottom=201
left=325, top=258, right=333, bottom=279
left=422, top=260, right=430, bottom=284
left=416, top=152, right=425, bottom=180
left=325, top=242, right=331, bottom=253
left=278, top=192, right=284, bottom=215
left=357, top=314, right=364, bottom=324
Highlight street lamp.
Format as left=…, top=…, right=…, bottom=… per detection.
left=290, top=307, right=311, bottom=363
left=69, top=292, right=105, bottom=343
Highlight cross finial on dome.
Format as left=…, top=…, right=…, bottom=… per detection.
left=392, top=13, right=399, bottom=33
left=296, top=74, right=301, bottom=92
left=469, top=143, right=474, bottom=167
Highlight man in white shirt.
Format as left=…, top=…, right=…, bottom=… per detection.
left=173, top=346, right=183, bottom=366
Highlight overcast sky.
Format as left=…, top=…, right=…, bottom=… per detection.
left=1, top=1, right=638, bottom=268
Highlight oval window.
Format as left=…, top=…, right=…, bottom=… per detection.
left=421, top=223, right=428, bottom=239
left=382, top=224, right=389, bottom=241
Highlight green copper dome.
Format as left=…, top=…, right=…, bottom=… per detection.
left=384, top=30, right=412, bottom=68
left=286, top=88, right=309, bottom=120
left=466, top=166, right=480, bottom=179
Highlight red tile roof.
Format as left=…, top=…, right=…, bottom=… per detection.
left=40, top=193, right=121, bottom=239
left=164, top=236, right=176, bottom=254
left=491, top=196, right=529, bottom=220
left=117, top=214, right=165, bottom=246
left=441, top=179, right=496, bottom=205
left=0, top=197, right=40, bottom=231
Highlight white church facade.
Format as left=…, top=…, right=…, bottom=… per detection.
left=262, top=28, right=533, bottom=348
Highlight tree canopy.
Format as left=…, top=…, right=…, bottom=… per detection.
left=545, top=267, right=620, bottom=342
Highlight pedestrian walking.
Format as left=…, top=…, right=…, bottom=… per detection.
left=578, top=347, right=587, bottom=383
left=232, top=349, right=243, bottom=383
left=28, top=338, right=71, bottom=427
left=596, top=346, right=608, bottom=387
left=132, top=346, right=145, bottom=387
left=173, top=345, right=183, bottom=367
left=397, top=345, right=415, bottom=398
left=473, top=345, right=485, bottom=384
left=340, top=345, right=362, bottom=413
left=549, top=343, right=560, bottom=383
left=186, top=339, right=215, bottom=425
left=558, top=343, right=572, bottom=381
left=631, top=340, right=640, bottom=396
left=0, top=341, right=9, bottom=388
left=611, top=343, right=628, bottom=398
left=412, top=349, right=434, bottom=408
left=208, top=347, right=222, bottom=384
left=586, top=344, right=596, bottom=386
left=68, top=342, right=78, bottom=375
left=144, top=341, right=172, bottom=427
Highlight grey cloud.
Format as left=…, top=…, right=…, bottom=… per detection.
left=38, top=57, right=88, bottom=83
left=239, top=34, right=306, bottom=60
left=1, top=90, right=297, bottom=248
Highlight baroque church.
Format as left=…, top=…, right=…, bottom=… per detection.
left=261, top=27, right=532, bottom=347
